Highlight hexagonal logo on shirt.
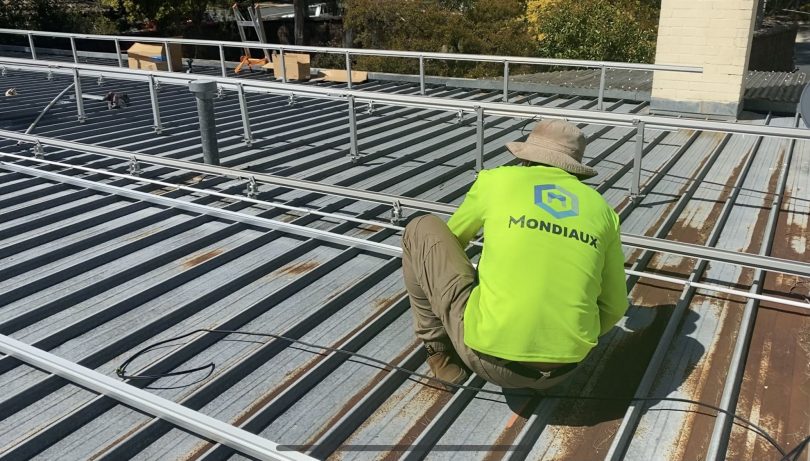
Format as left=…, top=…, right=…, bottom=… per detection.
left=534, top=184, right=579, bottom=219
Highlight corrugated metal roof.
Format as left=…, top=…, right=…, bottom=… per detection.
left=0, top=51, right=808, bottom=461
left=510, top=68, right=808, bottom=113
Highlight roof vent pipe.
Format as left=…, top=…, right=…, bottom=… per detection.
left=189, top=80, right=220, bottom=166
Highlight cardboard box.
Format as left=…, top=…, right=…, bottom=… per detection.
left=317, top=69, right=369, bottom=83
left=127, top=42, right=183, bottom=72
left=264, top=52, right=311, bottom=80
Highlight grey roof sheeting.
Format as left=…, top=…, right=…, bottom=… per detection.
left=510, top=68, right=808, bottom=114
left=0, top=52, right=808, bottom=461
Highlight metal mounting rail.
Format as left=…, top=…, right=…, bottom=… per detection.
left=705, top=114, right=801, bottom=461
left=0, top=159, right=404, bottom=258
left=0, top=334, right=315, bottom=461
left=2, top=130, right=810, bottom=279
left=3, top=156, right=810, bottom=311
left=1, top=56, right=809, bottom=180
left=0, top=57, right=807, bottom=142
left=0, top=151, right=402, bottom=231
left=0, top=128, right=456, bottom=215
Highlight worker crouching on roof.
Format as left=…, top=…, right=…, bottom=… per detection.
left=401, top=119, right=629, bottom=390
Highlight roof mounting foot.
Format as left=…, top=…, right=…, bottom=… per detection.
left=46, top=70, right=53, bottom=81
left=390, top=200, right=404, bottom=224
left=97, top=75, right=105, bottom=86
left=216, top=86, right=225, bottom=99
left=32, top=141, right=44, bottom=159
left=245, top=176, right=259, bottom=198
left=628, top=193, right=646, bottom=203
left=128, top=155, right=141, bottom=176
left=456, top=109, right=463, bottom=124
left=366, top=101, right=375, bottom=115
left=288, top=93, right=296, bottom=106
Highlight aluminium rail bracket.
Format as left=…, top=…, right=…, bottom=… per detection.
left=365, top=101, right=375, bottom=115
left=456, top=109, right=464, bottom=124
left=1, top=66, right=6, bottom=77
left=628, top=193, right=647, bottom=204
left=31, top=141, right=44, bottom=159
left=97, top=75, right=105, bottom=86
left=216, top=85, right=225, bottom=99
left=46, top=70, right=53, bottom=81
left=128, top=155, right=141, bottom=176
left=287, top=93, right=296, bottom=106
left=390, top=200, right=405, bottom=225
left=245, top=176, right=259, bottom=198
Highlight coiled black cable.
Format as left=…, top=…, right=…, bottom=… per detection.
left=117, top=328, right=809, bottom=461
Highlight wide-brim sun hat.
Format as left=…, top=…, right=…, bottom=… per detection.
left=506, top=119, right=598, bottom=179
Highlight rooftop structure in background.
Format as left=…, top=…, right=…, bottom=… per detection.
left=0, top=38, right=808, bottom=461
left=510, top=68, right=808, bottom=114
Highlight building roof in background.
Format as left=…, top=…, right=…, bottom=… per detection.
left=0, top=51, right=808, bottom=461
left=510, top=68, right=808, bottom=114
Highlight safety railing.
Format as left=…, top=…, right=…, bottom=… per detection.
left=0, top=55, right=807, bottom=202
left=1, top=129, right=809, bottom=282
left=0, top=28, right=702, bottom=110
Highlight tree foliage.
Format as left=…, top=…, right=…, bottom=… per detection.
left=527, top=0, right=659, bottom=63
left=0, top=0, right=118, bottom=34
left=100, top=0, right=214, bottom=35
left=344, top=0, right=535, bottom=77
left=344, top=0, right=660, bottom=76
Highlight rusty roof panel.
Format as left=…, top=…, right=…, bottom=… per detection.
left=0, top=49, right=808, bottom=461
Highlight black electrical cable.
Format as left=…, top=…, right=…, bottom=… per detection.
left=117, top=328, right=809, bottom=460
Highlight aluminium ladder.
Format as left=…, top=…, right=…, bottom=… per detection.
left=232, top=3, right=271, bottom=73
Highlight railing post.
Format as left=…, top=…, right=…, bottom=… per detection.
left=27, top=33, right=36, bottom=60
left=631, top=120, right=645, bottom=198
left=72, top=68, right=85, bottom=123
left=237, top=83, right=253, bottom=146
left=114, top=39, right=124, bottom=68
left=598, top=65, right=607, bottom=111
left=163, top=41, right=174, bottom=72
left=279, top=49, right=287, bottom=83
left=475, top=106, right=484, bottom=172
left=503, top=61, right=510, bottom=102
left=419, top=55, right=426, bottom=95
left=347, top=95, right=359, bottom=161
left=69, top=37, right=78, bottom=63
left=218, top=45, right=227, bottom=78
left=148, top=75, right=163, bottom=134
left=345, top=51, right=353, bottom=89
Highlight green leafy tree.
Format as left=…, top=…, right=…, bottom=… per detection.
left=344, top=0, right=535, bottom=77
left=527, top=0, right=659, bottom=63
left=0, top=0, right=117, bottom=34
left=100, top=0, right=212, bottom=35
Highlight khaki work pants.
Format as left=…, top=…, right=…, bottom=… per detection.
left=401, top=214, right=573, bottom=390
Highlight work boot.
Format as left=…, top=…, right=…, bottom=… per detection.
left=425, top=342, right=468, bottom=389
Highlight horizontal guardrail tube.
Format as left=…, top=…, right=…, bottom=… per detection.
left=0, top=57, right=806, bottom=143
left=0, top=28, right=702, bottom=74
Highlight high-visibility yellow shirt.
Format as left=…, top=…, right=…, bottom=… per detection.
left=448, top=165, right=628, bottom=363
